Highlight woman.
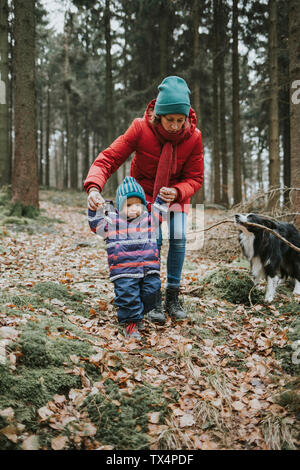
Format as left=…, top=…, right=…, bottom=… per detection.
left=85, top=76, right=203, bottom=324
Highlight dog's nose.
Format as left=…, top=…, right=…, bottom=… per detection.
left=235, top=214, right=240, bottom=222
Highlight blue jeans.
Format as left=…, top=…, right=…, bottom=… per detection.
left=157, top=211, right=187, bottom=288
left=113, top=274, right=161, bottom=324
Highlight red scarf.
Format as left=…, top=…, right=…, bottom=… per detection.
left=144, top=100, right=197, bottom=199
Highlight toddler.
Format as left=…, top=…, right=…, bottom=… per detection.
left=88, top=176, right=168, bottom=339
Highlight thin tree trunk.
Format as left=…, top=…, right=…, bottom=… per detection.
left=159, top=2, right=169, bottom=79
left=219, top=0, right=229, bottom=206
left=12, top=0, right=38, bottom=211
left=104, top=0, right=117, bottom=195
left=232, top=0, right=242, bottom=204
left=191, top=0, right=204, bottom=205
left=63, top=13, right=71, bottom=189
left=38, top=90, right=43, bottom=185
left=0, top=0, right=10, bottom=186
left=213, top=0, right=221, bottom=203
left=289, top=0, right=300, bottom=228
left=45, top=84, right=50, bottom=187
left=268, top=0, right=280, bottom=209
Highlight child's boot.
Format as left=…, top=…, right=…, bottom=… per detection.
left=146, top=291, right=166, bottom=324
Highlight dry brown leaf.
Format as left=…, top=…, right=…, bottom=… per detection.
left=249, top=398, right=262, bottom=410
left=147, top=412, right=160, bottom=424
left=0, top=424, right=18, bottom=443
left=38, top=405, right=54, bottom=421
left=21, top=435, right=40, bottom=450
left=51, top=435, right=68, bottom=450
left=179, top=413, right=195, bottom=428
left=232, top=401, right=245, bottom=411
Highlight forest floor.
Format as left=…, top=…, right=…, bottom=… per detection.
left=0, top=188, right=299, bottom=451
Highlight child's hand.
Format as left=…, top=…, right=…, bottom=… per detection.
left=159, top=187, right=178, bottom=203
left=88, top=189, right=105, bottom=210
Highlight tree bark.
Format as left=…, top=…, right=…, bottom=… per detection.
left=45, top=84, right=50, bottom=187
left=289, top=0, right=300, bottom=228
left=63, top=13, right=71, bottom=189
left=12, top=0, right=39, bottom=211
left=268, top=0, right=280, bottom=209
left=104, top=0, right=118, bottom=196
left=232, top=0, right=242, bottom=204
left=191, top=0, right=204, bottom=204
left=0, top=0, right=10, bottom=186
left=159, top=1, right=169, bottom=79
left=213, top=0, right=221, bottom=204
left=219, top=0, right=229, bottom=206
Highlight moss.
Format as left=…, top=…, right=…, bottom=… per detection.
left=84, top=381, right=169, bottom=450
left=202, top=268, right=264, bottom=305
left=18, top=316, right=95, bottom=369
left=31, top=281, right=84, bottom=303
left=273, top=318, right=300, bottom=376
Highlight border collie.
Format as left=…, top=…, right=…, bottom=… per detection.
left=235, top=213, right=300, bottom=302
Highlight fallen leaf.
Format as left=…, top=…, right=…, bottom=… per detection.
left=0, top=424, right=18, bottom=443
left=179, top=413, right=195, bottom=428
left=22, top=435, right=40, bottom=450
left=232, top=401, right=245, bottom=411
left=51, top=435, right=68, bottom=450
left=147, top=412, right=160, bottom=424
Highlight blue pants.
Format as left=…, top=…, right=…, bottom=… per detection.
left=157, top=211, right=187, bottom=288
left=113, top=274, right=161, bottom=324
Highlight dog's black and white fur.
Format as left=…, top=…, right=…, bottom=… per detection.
left=235, top=213, right=300, bottom=302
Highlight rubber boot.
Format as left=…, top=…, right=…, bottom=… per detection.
left=164, top=286, right=187, bottom=319
left=146, top=291, right=166, bottom=324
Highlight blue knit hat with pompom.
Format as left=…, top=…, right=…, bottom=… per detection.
left=116, top=176, right=147, bottom=211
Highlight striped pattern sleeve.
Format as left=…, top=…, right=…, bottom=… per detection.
left=151, top=195, right=168, bottom=228
left=88, top=208, right=108, bottom=238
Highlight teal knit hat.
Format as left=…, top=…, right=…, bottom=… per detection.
left=116, top=176, right=147, bottom=211
left=154, top=76, right=191, bottom=116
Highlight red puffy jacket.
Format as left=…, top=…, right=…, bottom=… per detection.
left=84, top=100, right=203, bottom=213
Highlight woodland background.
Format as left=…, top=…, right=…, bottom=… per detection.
left=0, top=0, right=299, bottom=222
left=0, top=0, right=300, bottom=451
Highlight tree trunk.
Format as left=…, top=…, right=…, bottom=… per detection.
left=45, top=84, right=50, bottom=187
left=11, top=0, right=38, bottom=212
left=289, top=0, right=300, bottom=228
left=268, top=0, right=280, bottom=209
left=191, top=0, right=204, bottom=205
left=232, top=0, right=242, bottom=204
left=219, top=0, right=229, bottom=206
left=63, top=13, right=72, bottom=189
left=0, top=0, right=10, bottom=186
left=159, top=2, right=169, bottom=79
left=213, top=0, right=221, bottom=204
left=38, top=88, right=43, bottom=185
left=283, top=103, right=291, bottom=205
left=104, top=0, right=118, bottom=196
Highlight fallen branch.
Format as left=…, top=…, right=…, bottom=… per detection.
left=189, top=218, right=300, bottom=253
left=241, top=221, right=300, bottom=253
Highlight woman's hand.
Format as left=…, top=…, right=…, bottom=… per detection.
left=159, top=187, right=178, bottom=203
left=87, top=189, right=105, bottom=210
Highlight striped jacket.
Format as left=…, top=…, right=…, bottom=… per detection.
left=88, top=195, right=168, bottom=282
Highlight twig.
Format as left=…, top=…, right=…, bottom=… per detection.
left=187, top=219, right=233, bottom=234
left=189, top=218, right=300, bottom=253
left=242, top=221, right=300, bottom=253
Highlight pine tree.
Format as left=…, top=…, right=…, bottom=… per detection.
left=289, top=0, right=300, bottom=228
left=268, top=0, right=280, bottom=209
left=0, top=0, right=10, bottom=186
left=232, top=0, right=242, bottom=204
